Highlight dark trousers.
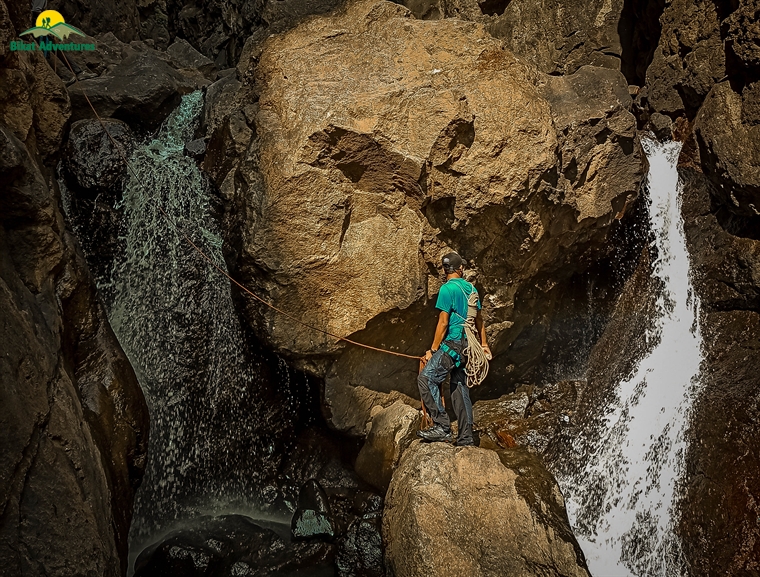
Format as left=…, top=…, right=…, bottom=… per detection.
left=417, top=338, right=473, bottom=444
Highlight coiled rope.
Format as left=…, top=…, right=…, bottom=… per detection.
left=460, top=290, right=490, bottom=387
left=58, top=52, right=422, bottom=361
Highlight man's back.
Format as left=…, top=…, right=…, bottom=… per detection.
left=435, top=278, right=480, bottom=341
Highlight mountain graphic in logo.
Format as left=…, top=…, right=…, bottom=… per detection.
left=20, top=10, right=85, bottom=40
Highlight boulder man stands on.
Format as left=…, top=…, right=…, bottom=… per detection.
left=417, top=252, right=491, bottom=446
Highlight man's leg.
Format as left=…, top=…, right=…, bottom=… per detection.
left=417, top=349, right=452, bottom=433
left=450, top=366, right=474, bottom=446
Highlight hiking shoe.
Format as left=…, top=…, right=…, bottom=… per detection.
left=417, top=424, right=453, bottom=443
left=455, top=440, right=476, bottom=447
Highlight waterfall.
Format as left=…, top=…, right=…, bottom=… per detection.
left=105, top=92, right=296, bottom=554
left=562, top=139, right=703, bottom=576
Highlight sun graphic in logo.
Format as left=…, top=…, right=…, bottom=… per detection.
left=20, top=10, right=85, bottom=40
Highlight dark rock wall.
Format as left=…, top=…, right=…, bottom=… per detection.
left=2, top=0, right=760, bottom=573
left=679, top=156, right=760, bottom=576
left=654, top=2, right=760, bottom=571
left=0, top=3, right=149, bottom=575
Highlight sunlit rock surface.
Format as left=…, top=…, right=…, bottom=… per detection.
left=397, top=0, right=625, bottom=76
left=211, top=0, right=643, bottom=432
left=383, top=441, right=590, bottom=577
left=355, top=400, right=421, bottom=491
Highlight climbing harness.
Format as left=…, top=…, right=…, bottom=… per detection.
left=58, top=52, right=422, bottom=362
left=449, top=282, right=490, bottom=387
left=439, top=342, right=462, bottom=368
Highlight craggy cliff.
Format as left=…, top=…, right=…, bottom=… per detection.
left=1, top=0, right=759, bottom=575
left=0, top=2, right=149, bottom=575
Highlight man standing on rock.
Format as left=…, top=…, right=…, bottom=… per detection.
left=417, top=252, right=490, bottom=446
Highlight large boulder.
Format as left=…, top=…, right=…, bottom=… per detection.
left=218, top=0, right=642, bottom=432
left=355, top=400, right=421, bottom=491
left=69, top=43, right=208, bottom=130
left=61, top=118, right=134, bottom=304
left=383, top=442, right=591, bottom=577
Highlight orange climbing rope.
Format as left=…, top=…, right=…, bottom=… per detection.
left=59, top=52, right=422, bottom=362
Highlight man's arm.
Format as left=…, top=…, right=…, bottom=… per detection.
left=474, top=309, right=492, bottom=359
left=425, top=310, right=449, bottom=360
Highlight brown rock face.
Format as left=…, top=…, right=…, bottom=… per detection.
left=695, top=82, right=760, bottom=219
left=219, top=0, right=642, bottom=432
left=0, top=125, right=150, bottom=576
left=355, top=400, right=421, bottom=491
left=644, top=0, right=726, bottom=118
left=383, top=442, right=590, bottom=577
left=398, top=0, right=625, bottom=75
left=474, top=381, right=584, bottom=454
left=0, top=16, right=149, bottom=575
left=678, top=164, right=760, bottom=576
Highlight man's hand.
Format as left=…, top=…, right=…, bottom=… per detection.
left=425, top=349, right=434, bottom=362
left=482, top=344, right=492, bottom=360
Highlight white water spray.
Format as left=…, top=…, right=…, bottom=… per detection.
left=103, top=92, right=297, bottom=556
left=563, top=138, right=703, bottom=576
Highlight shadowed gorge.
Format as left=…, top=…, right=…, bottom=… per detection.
left=1, top=0, right=760, bottom=575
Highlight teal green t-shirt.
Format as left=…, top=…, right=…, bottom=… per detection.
left=435, top=278, right=481, bottom=341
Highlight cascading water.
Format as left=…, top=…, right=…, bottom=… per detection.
left=103, top=92, right=296, bottom=557
left=561, top=139, right=703, bottom=576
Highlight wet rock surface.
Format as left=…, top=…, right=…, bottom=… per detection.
left=291, top=480, right=336, bottom=541
left=678, top=163, right=760, bottom=576
left=0, top=18, right=150, bottom=574
left=383, top=441, right=590, bottom=577
left=61, top=118, right=134, bottom=298
left=473, top=381, right=584, bottom=454
left=335, top=515, right=385, bottom=577
left=134, top=515, right=335, bottom=577
left=544, top=248, right=661, bottom=482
